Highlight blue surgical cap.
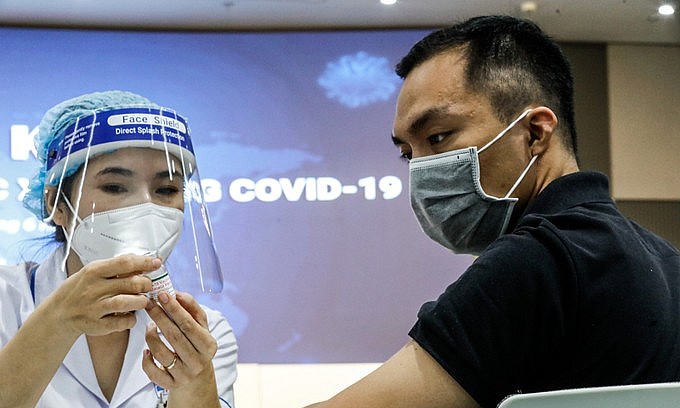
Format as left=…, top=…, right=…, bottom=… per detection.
left=23, top=90, right=160, bottom=221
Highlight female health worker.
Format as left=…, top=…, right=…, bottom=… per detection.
left=0, top=91, right=238, bottom=408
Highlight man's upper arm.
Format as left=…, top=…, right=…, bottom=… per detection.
left=305, top=340, right=480, bottom=408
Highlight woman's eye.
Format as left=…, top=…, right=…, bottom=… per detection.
left=158, top=178, right=185, bottom=194
left=102, top=184, right=126, bottom=194
left=157, top=186, right=180, bottom=196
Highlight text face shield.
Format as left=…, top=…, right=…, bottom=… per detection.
left=45, top=107, right=224, bottom=293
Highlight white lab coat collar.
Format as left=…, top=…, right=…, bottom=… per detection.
left=33, top=245, right=68, bottom=306
left=35, top=247, right=154, bottom=407
left=110, top=313, right=153, bottom=407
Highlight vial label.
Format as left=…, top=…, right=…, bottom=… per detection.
left=146, top=266, right=176, bottom=301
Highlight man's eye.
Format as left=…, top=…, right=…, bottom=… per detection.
left=399, top=151, right=412, bottom=162
left=427, top=133, right=449, bottom=145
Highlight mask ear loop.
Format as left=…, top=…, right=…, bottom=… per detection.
left=478, top=109, right=533, bottom=154
left=474, top=109, right=537, bottom=200
left=504, top=154, right=538, bottom=199
left=502, top=109, right=539, bottom=198
left=59, top=192, right=84, bottom=224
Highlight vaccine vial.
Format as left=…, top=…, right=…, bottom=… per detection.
left=146, top=263, right=176, bottom=301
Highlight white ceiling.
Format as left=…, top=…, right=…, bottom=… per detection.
left=0, top=0, right=678, bottom=44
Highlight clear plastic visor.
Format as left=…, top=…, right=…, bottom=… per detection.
left=44, top=107, right=223, bottom=293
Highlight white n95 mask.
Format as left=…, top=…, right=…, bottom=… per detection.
left=409, top=109, right=536, bottom=255
left=67, top=201, right=184, bottom=265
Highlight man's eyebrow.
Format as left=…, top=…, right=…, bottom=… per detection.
left=391, top=133, right=404, bottom=146
left=408, top=105, right=451, bottom=135
left=391, top=104, right=454, bottom=146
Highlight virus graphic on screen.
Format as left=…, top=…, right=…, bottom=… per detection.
left=318, top=51, right=400, bottom=108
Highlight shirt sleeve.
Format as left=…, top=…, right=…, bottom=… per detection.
left=204, top=306, right=239, bottom=407
left=409, top=226, right=578, bottom=407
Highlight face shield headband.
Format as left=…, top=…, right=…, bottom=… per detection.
left=44, top=107, right=224, bottom=294
left=44, top=107, right=196, bottom=190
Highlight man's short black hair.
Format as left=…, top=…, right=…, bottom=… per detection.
left=396, top=15, right=577, bottom=156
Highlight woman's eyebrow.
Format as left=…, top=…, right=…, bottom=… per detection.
left=155, top=169, right=184, bottom=180
left=95, top=167, right=134, bottom=178
left=93, top=167, right=183, bottom=179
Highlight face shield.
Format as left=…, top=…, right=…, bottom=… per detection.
left=43, top=106, right=223, bottom=294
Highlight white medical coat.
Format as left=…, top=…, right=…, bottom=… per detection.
left=0, top=246, right=238, bottom=407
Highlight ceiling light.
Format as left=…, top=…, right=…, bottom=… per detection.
left=380, top=0, right=397, bottom=5
left=520, top=1, right=538, bottom=14
left=658, top=4, right=675, bottom=15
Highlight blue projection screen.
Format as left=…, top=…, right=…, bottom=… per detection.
left=0, top=27, right=474, bottom=363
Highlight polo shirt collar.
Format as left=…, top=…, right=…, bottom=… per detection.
left=518, top=171, right=613, bottom=223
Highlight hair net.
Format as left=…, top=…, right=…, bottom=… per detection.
left=23, top=90, right=160, bottom=220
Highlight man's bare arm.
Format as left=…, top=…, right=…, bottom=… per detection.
left=305, top=340, right=480, bottom=408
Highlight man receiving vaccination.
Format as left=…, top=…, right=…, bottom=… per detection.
left=307, top=14, right=680, bottom=408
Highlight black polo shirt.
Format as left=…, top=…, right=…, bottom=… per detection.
left=409, top=171, right=680, bottom=408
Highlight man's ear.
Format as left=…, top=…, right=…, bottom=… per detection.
left=44, top=187, right=68, bottom=227
left=526, top=106, right=558, bottom=156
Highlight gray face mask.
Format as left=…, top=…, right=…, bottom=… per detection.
left=409, top=109, right=536, bottom=255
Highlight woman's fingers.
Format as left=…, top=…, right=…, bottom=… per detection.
left=144, top=291, right=218, bottom=386
left=78, top=254, right=161, bottom=280
left=175, top=292, right=209, bottom=328
left=142, top=348, right=175, bottom=388
left=147, top=293, right=216, bottom=355
left=55, top=255, right=158, bottom=336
